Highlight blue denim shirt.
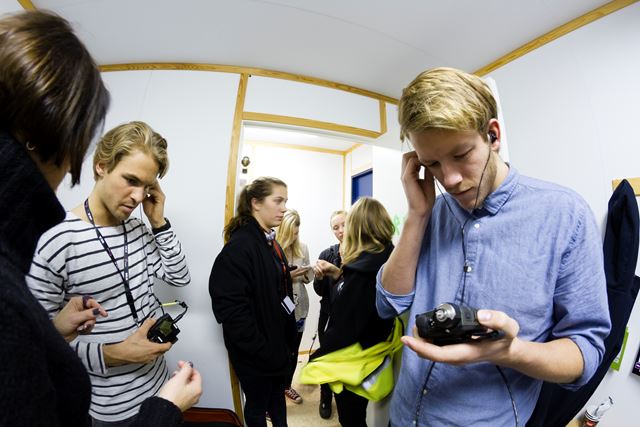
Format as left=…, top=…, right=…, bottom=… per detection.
left=376, top=167, right=610, bottom=427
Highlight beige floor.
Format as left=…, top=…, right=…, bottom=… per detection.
left=273, top=358, right=341, bottom=427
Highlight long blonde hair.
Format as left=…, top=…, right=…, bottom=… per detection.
left=277, top=209, right=302, bottom=259
left=341, top=197, right=394, bottom=266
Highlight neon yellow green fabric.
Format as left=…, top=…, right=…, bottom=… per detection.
left=299, top=318, right=403, bottom=401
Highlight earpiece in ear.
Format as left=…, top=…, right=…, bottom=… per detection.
left=488, top=132, right=497, bottom=143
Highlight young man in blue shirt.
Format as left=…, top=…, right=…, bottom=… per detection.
left=376, top=67, right=610, bottom=426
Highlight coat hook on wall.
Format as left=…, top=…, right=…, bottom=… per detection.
left=612, top=177, right=640, bottom=196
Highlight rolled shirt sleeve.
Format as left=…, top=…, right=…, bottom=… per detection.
left=375, top=265, right=416, bottom=319
left=551, top=203, right=611, bottom=389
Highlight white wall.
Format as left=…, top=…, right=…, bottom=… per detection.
left=244, top=76, right=381, bottom=132
left=0, top=0, right=21, bottom=16
left=372, top=110, right=408, bottom=243
left=243, top=142, right=344, bottom=352
left=488, top=4, right=640, bottom=425
left=56, top=70, right=240, bottom=410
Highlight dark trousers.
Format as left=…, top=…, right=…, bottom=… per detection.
left=317, top=308, right=333, bottom=404
left=237, top=374, right=288, bottom=427
left=318, top=308, right=329, bottom=341
left=286, top=330, right=304, bottom=387
left=335, top=389, right=368, bottom=427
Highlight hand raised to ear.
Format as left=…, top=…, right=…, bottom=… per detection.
left=401, top=151, right=436, bottom=218
left=143, top=180, right=167, bottom=228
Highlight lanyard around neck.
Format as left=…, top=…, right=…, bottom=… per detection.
left=271, top=240, right=289, bottom=297
left=84, top=199, right=139, bottom=325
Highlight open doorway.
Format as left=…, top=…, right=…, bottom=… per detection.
left=234, top=122, right=403, bottom=427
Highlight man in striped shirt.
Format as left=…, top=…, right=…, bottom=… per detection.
left=27, top=121, right=191, bottom=426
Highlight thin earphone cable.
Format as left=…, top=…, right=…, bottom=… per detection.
left=138, top=203, right=162, bottom=321
left=434, top=142, right=518, bottom=427
left=434, top=148, right=518, bottom=427
left=433, top=142, right=492, bottom=304
left=496, top=365, right=520, bottom=427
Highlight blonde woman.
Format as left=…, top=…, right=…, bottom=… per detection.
left=276, top=209, right=313, bottom=404
left=313, top=198, right=395, bottom=427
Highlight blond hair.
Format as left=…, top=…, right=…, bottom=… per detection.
left=398, top=67, right=497, bottom=142
left=93, top=121, right=168, bottom=180
left=276, top=209, right=302, bottom=259
left=341, top=198, right=394, bottom=267
left=330, top=210, right=346, bottom=225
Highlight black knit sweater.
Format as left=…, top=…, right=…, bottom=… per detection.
left=0, top=130, right=182, bottom=426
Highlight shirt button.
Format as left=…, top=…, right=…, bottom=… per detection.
left=422, top=388, right=427, bottom=395
left=474, top=223, right=480, bottom=229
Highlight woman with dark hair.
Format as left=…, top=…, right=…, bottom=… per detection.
left=209, top=176, right=297, bottom=427
left=0, top=10, right=201, bottom=426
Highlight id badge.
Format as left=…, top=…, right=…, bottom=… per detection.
left=281, top=296, right=295, bottom=315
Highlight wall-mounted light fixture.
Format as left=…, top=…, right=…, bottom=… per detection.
left=241, top=156, right=251, bottom=174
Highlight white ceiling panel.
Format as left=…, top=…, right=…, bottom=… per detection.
left=243, top=124, right=357, bottom=152
left=29, top=0, right=616, bottom=97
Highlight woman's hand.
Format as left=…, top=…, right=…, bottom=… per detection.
left=290, top=265, right=312, bottom=279
left=52, top=296, right=108, bottom=342
left=315, top=260, right=341, bottom=280
left=158, top=361, right=203, bottom=412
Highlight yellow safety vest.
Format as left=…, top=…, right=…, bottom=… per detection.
left=299, top=318, right=404, bottom=401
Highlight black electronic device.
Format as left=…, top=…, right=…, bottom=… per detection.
left=146, top=300, right=188, bottom=344
left=415, top=302, right=501, bottom=346
left=147, top=313, right=181, bottom=344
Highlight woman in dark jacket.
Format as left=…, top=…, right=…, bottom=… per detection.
left=313, top=197, right=395, bottom=427
left=0, top=11, right=201, bottom=427
left=209, top=176, right=297, bottom=427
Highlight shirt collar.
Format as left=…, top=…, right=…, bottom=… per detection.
left=480, top=165, right=518, bottom=216
left=449, top=165, right=519, bottom=218
left=264, top=229, right=276, bottom=242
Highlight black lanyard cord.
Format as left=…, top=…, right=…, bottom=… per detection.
left=84, top=199, right=140, bottom=325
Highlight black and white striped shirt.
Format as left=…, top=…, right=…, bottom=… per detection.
left=27, top=212, right=190, bottom=422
